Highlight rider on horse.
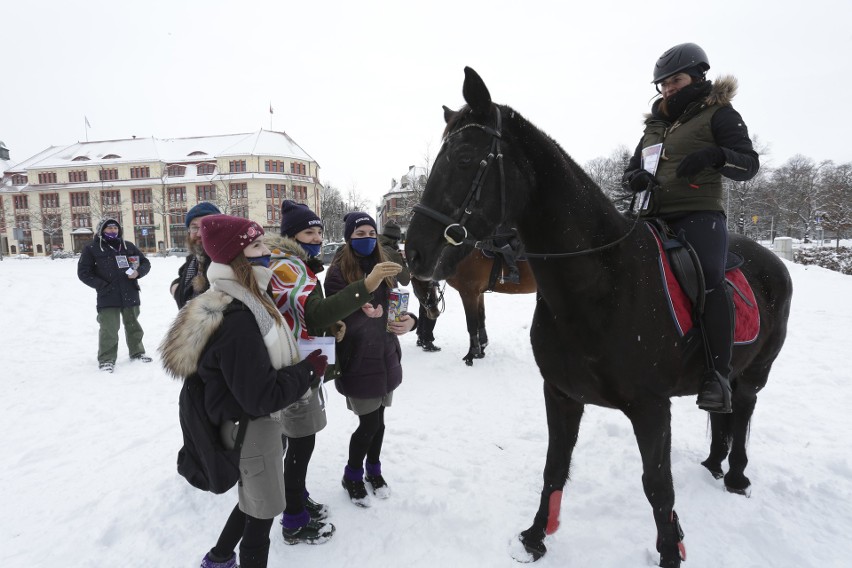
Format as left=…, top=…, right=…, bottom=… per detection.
left=621, top=43, right=760, bottom=414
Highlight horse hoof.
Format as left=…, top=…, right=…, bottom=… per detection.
left=463, top=357, right=473, bottom=366
left=700, top=459, right=724, bottom=480
left=473, top=352, right=486, bottom=359
left=725, top=485, right=751, bottom=497
left=513, top=531, right=546, bottom=562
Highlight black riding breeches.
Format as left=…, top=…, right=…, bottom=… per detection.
left=668, top=211, right=729, bottom=290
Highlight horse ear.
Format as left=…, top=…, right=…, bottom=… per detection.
left=442, top=105, right=455, bottom=124
left=462, top=67, right=492, bottom=116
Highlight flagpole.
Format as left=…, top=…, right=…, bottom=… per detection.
left=84, top=116, right=89, bottom=142
left=269, top=102, right=273, bottom=130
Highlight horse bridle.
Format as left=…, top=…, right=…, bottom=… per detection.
left=412, top=106, right=642, bottom=260
left=412, top=106, right=513, bottom=255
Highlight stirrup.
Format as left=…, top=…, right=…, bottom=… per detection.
left=697, top=371, right=732, bottom=413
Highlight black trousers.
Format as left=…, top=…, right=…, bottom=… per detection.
left=348, top=406, right=386, bottom=470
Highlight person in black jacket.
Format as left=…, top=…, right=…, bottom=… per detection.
left=170, top=201, right=220, bottom=309
left=621, top=43, right=760, bottom=414
left=77, top=217, right=152, bottom=373
left=159, top=214, right=328, bottom=568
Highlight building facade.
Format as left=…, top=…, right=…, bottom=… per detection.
left=0, top=129, right=322, bottom=255
left=377, top=165, right=427, bottom=239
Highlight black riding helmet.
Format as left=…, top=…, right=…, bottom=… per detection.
left=652, top=42, right=710, bottom=84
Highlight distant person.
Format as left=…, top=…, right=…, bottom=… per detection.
left=266, top=200, right=403, bottom=543
left=415, top=280, right=442, bottom=352
left=77, top=217, right=152, bottom=373
left=621, top=42, right=759, bottom=413
left=325, top=212, right=415, bottom=507
left=170, top=201, right=220, bottom=309
left=160, top=214, right=327, bottom=568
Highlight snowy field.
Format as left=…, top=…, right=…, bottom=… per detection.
left=1, top=255, right=851, bottom=567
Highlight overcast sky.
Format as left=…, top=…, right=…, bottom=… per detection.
left=3, top=0, right=851, bottom=208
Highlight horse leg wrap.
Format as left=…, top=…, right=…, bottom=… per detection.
left=656, top=509, right=686, bottom=564
left=544, top=490, right=562, bottom=535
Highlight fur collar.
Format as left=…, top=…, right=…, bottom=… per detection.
left=159, top=290, right=234, bottom=379
left=265, top=234, right=309, bottom=262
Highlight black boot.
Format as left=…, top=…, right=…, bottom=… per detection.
left=238, top=543, right=269, bottom=568
left=696, top=286, right=734, bottom=413
left=499, top=246, right=520, bottom=285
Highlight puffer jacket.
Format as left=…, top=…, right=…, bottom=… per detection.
left=77, top=217, right=151, bottom=310
left=626, top=76, right=759, bottom=215
left=324, top=254, right=404, bottom=399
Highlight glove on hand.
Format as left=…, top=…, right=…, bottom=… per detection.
left=621, top=169, right=660, bottom=193
left=302, top=349, right=328, bottom=389
left=676, top=146, right=725, bottom=178
left=365, top=261, right=403, bottom=292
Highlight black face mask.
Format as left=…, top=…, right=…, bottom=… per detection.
left=661, top=80, right=712, bottom=121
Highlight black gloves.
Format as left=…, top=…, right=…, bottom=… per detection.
left=302, top=349, right=328, bottom=389
left=676, top=146, right=725, bottom=178
left=622, top=169, right=660, bottom=193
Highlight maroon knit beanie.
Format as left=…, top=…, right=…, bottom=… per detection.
left=200, top=214, right=265, bottom=264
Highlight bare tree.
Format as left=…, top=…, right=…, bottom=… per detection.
left=320, top=182, right=347, bottom=242
left=771, top=155, right=822, bottom=240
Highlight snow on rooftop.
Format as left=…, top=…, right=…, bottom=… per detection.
left=15, top=129, right=316, bottom=170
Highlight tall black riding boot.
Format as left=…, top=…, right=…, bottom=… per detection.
left=697, top=286, right=734, bottom=413
left=499, top=246, right=520, bottom=285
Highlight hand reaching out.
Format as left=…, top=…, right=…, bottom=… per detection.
left=362, top=303, right=384, bottom=318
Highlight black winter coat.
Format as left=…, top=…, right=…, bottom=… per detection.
left=171, top=254, right=211, bottom=309
left=324, top=256, right=403, bottom=399
left=77, top=228, right=151, bottom=311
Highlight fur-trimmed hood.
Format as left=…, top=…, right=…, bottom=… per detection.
left=645, top=75, right=738, bottom=121
left=159, top=290, right=234, bottom=379
left=265, top=233, right=309, bottom=262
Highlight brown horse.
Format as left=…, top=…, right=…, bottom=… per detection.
left=411, top=249, right=535, bottom=364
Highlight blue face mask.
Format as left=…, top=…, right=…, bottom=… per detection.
left=350, top=237, right=377, bottom=257
left=299, top=242, right=321, bottom=258
left=247, top=254, right=271, bottom=268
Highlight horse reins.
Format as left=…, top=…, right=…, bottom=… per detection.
left=412, top=106, right=641, bottom=260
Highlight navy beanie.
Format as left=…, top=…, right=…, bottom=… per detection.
left=382, top=221, right=402, bottom=241
left=185, top=202, right=221, bottom=228
left=343, top=211, right=377, bottom=241
left=280, top=200, right=323, bottom=238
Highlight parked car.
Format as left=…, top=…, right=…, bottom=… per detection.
left=321, top=242, right=344, bottom=265
left=166, top=247, right=189, bottom=257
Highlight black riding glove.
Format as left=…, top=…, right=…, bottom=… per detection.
left=675, top=146, right=725, bottom=178
left=621, top=169, right=660, bottom=193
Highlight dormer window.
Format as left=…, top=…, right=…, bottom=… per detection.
left=197, top=163, right=216, bottom=175
left=167, top=165, right=186, bottom=177
left=103, top=154, right=121, bottom=159
left=188, top=151, right=207, bottom=156
left=72, top=156, right=91, bottom=161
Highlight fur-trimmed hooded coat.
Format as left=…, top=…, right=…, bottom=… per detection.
left=626, top=75, right=759, bottom=215
left=159, top=278, right=312, bottom=425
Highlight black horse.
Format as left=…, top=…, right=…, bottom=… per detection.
left=405, top=68, right=792, bottom=567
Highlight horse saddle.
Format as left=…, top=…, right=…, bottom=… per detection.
left=481, top=247, right=527, bottom=290
left=647, top=221, right=759, bottom=344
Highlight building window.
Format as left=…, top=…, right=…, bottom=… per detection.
left=293, top=185, right=308, bottom=200
left=37, top=172, right=57, bottom=184
left=168, top=187, right=187, bottom=226
left=13, top=195, right=29, bottom=210
left=0, top=197, right=5, bottom=232
left=72, top=212, right=92, bottom=228
left=229, top=160, right=247, bottom=173
left=70, top=192, right=91, bottom=207
left=266, top=184, right=285, bottom=223
left=99, top=168, right=119, bottom=181
left=229, top=183, right=249, bottom=218
left=40, top=193, right=60, bottom=209
left=101, top=190, right=121, bottom=206
left=265, top=160, right=286, bottom=172
left=68, top=170, right=88, bottom=183
left=103, top=154, right=121, bottom=159
left=167, top=165, right=186, bottom=177
left=132, top=188, right=152, bottom=204
left=134, top=209, right=154, bottom=226
left=12, top=174, right=27, bottom=185
left=197, top=163, right=215, bottom=175
left=196, top=185, right=216, bottom=201
left=291, top=162, right=307, bottom=175
left=72, top=156, right=90, bottom=161
left=130, top=166, right=151, bottom=179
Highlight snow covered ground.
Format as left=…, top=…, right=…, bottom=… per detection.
left=1, top=255, right=850, bottom=567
